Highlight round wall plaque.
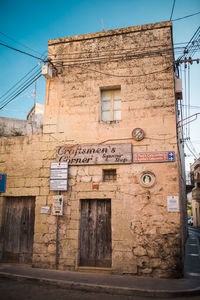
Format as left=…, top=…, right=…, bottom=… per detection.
left=139, top=171, right=156, bottom=188
left=132, top=128, right=145, bottom=141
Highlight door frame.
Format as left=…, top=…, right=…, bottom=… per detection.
left=1, top=196, right=35, bottom=264
left=78, top=198, right=112, bottom=268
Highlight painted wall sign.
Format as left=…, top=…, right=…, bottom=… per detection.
left=139, top=171, right=156, bottom=188
left=167, top=196, right=179, bottom=212
left=133, top=151, right=175, bottom=163
left=57, top=143, right=132, bottom=165
left=50, top=162, right=68, bottom=191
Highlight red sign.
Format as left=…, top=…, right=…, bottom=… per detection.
left=133, top=151, right=175, bottom=163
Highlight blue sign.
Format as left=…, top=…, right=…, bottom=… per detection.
left=167, top=152, right=175, bottom=162
left=0, top=174, right=6, bottom=192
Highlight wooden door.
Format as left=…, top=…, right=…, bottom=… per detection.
left=80, top=199, right=111, bottom=267
left=2, top=197, right=35, bottom=263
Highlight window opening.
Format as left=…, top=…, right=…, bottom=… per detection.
left=103, top=169, right=117, bottom=181
left=101, top=88, right=121, bottom=121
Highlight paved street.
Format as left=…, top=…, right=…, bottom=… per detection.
left=0, top=226, right=200, bottom=300
left=184, top=226, right=200, bottom=279
left=1, top=277, right=200, bottom=300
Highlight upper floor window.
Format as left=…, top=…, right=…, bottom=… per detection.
left=101, top=88, right=121, bottom=121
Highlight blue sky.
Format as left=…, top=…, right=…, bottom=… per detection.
left=0, top=0, right=200, bottom=169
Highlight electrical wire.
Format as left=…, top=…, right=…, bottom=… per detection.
left=188, top=139, right=199, bottom=157
left=49, top=45, right=186, bottom=60
left=0, top=73, right=42, bottom=110
left=0, top=67, right=41, bottom=105
left=0, top=69, right=41, bottom=108
left=0, top=72, right=42, bottom=110
left=0, top=31, right=43, bottom=57
left=172, top=11, right=200, bottom=21
left=183, top=105, right=200, bottom=109
left=188, top=64, right=191, bottom=137
left=183, top=66, right=188, bottom=137
left=51, top=47, right=175, bottom=74
left=170, top=0, right=176, bottom=21
left=49, top=45, right=188, bottom=69
left=177, top=26, right=200, bottom=60
left=64, top=63, right=173, bottom=78
left=48, top=43, right=175, bottom=57
left=48, top=46, right=190, bottom=59
left=185, top=141, right=198, bottom=159
left=0, top=64, right=40, bottom=100
left=0, top=41, right=44, bottom=61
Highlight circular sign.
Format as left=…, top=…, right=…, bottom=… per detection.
left=140, top=171, right=156, bottom=188
left=132, top=128, right=145, bottom=141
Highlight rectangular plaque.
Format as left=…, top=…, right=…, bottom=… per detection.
left=50, top=179, right=68, bottom=191
left=40, top=206, right=50, bottom=214
left=57, top=143, right=132, bottom=165
left=50, top=169, right=68, bottom=179
left=50, top=162, right=68, bottom=191
left=133, top=151, right=175, bottom=163
left=167, top=196, right=179, bottom=212
left=51, top=162, right=68, bottom=169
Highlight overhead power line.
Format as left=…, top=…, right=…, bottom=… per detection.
left=49, top=43, right=185, bottom=57
left=0, top=41, right=45, bottom=61
left=177, top=26, right=200, bottom=60
left=0, top=72, right=42, bottom=110
left=66, top=63, right=173, bottom=78
left=0, top=64, right=39, bottom=100
left=170, top=0, right=176, bottom=21
left=0, top=31, right=42, bottom=56
left=172, top=10, right=200, bottom=21
left=185, top=141, right=198, bottom=159
left=0, top=67, right=41, bottom=105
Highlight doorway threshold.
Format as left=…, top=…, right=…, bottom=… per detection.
left=77, top=266, right=112, bottom=274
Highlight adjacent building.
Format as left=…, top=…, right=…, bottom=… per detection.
left=0, top=103, right=44, bottom=137
left=0, top=21, right=187, bottom=278
left=190, top=158, right=200, bottom=227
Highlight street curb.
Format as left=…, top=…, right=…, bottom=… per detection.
left=1, top=272, right=200, bottom=298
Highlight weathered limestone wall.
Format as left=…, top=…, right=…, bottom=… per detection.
left=0, top=135, right=56, bottom=262
left=0, top=117, right=42, bottom=137
left=0, top=21, right=186, bottom=278
left=0, top=133, right=182, bottom=276
left=44, top=22, right=175, bottom=145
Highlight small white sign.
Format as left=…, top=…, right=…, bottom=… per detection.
left=53, top=195, right=63, bottom=216
left=50, top=162, right=68, bottom=191
left=50, top=179, right=68, bottom=191
left=50, top=169, right=68, bottom=179
left=51, top=162, right=68, bottom=169
left=40, top=206, right=50, bottom=214
left=167, top=196, right=179, bottom=212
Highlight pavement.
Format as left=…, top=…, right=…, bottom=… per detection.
left=0, top=226, right=200, bottom=298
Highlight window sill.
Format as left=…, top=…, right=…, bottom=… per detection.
left=100, top=120, right=121, bottom=124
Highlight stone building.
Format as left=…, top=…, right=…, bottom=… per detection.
left=0, top=103, right=44, bottom=137
left=190, top=159, right=200, bottom=227
left=0, top=21, right=187, bottom=278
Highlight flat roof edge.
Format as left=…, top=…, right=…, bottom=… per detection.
left=48, top=21, right=172, bottom=46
